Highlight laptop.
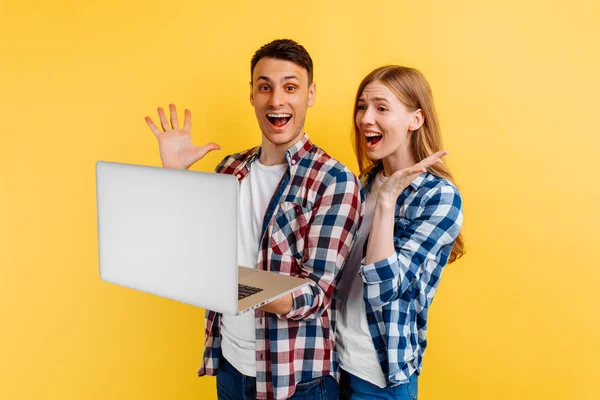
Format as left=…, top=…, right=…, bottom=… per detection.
left=95, top=161, right=309, bottom=316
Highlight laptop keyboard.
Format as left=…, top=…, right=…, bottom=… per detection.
left=238, top=284, right=263, bottom=300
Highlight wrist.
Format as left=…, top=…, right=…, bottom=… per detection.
left=163, top=161, right=189, bottom=170
left=376, top=194, right=396, bottom=211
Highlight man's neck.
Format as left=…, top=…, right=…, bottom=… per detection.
left=258, top=132, right=304, bottom=166
left=258, top=146, right=286, bottom=166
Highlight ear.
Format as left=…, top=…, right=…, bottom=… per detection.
left=307, top=82, right=316, bottom=107
left=410, top=109, right=424, bottom=131
left=249, top=82, right=254, bottom=106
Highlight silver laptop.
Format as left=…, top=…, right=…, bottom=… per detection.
left=95, top=161, right=308, bottom=316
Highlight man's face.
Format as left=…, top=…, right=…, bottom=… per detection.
left=250, top=57, right=315, bottom=150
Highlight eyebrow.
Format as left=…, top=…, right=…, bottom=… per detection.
left=358, top=96, right=391, bottom=103
left=256, top=75, right=300, bottom=83
left=371, top=96, right=391, bottom=102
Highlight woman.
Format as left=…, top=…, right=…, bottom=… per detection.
left=336, top=66, right=465, bottom=399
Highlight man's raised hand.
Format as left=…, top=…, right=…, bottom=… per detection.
left=145, top=104, right=221, bottom=170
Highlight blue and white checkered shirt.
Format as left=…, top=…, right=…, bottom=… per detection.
left=358, top=164, right=463, bottom=385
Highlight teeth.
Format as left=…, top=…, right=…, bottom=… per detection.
left=267, top=113, right=291, bottom=118
left=365, top=133, right=382, bottom=137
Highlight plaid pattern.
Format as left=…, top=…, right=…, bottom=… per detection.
left=198, top=134, right=361, bottom=399
left=358, top=164, right=463, bottom=386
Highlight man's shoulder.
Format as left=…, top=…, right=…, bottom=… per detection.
left=215, top=147, right=258, bottom=174
left=301, top=143, right=357, bottom=184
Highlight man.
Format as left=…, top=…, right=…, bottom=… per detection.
left=145, top=39, right=361, bottom=400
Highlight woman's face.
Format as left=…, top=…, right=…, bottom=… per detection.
left=355, top=80, right=421, bottom=163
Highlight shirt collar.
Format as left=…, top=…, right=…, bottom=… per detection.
left=246, top=146, right=261, bottom=165
left=285, top=133, right=312, bottom=167
left=246, top=133, right=312, bottom=169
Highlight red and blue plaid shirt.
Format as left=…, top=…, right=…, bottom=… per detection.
left=198, top=134, right=361, bottom=399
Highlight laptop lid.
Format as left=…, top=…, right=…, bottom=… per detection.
left=96, top=161, right=239, bottom=315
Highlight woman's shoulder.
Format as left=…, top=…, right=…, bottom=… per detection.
left=402, top=173, right=462, bottom=220
left=418, top=173, right=462, bottom=201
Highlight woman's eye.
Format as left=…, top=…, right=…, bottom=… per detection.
left=357, top=104, right=366, bottom=110
left=378, top=106, right=388, bottom=112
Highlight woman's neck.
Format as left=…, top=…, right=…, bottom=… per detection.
left=381, top=147, right=416, bottom=177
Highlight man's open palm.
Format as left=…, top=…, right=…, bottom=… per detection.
left=145, top=104, right=220, bottom=170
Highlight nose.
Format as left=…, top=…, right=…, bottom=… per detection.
left=268, top=87, right=285, bottom=109
left=358, top=106, right=375, bottom=127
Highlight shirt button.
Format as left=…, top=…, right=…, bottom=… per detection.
left=377, top=348, right=384, bottom=355
left=236, top=174, right=241, bottom=179
left=291, top=159, right=296, bottom=165
left=367, top=315, right=374, bottom=321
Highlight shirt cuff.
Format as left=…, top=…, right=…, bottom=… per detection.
left=360, top=253, right=402, bottom=284
left=276, top=284, right=316, bottom=320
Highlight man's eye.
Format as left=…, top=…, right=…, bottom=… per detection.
left=260, top=85, right=270, bottom=91
left=286, top=86, right=296, bottom=91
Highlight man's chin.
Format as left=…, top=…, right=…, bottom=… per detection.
left=262, top=130, right=303, bottom=147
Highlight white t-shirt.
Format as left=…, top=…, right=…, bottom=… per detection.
left=220, top=160, right=287, bottom=377
left=337, top=171, right=389, bottom=387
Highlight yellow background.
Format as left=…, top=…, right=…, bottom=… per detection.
left=1, top=0, right=598, bottom=399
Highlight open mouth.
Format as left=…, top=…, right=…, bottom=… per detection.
left=365, top=132, right=383, bottom=146
left=267, top=113, right=292, bottom=128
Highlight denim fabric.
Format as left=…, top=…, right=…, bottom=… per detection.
left=217, top=357, right=339, bottom=400
left=339, top=369, right=418, bottom=400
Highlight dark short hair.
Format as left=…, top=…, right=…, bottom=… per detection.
left=250, top=39, right=314, bottom=84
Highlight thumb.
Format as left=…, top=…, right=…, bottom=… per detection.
left=196, top=142, right=221, bottom=160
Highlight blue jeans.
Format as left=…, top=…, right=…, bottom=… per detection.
left=339, top=369, right=418, bottom=400
left=216, top=356, right=339, bottom=400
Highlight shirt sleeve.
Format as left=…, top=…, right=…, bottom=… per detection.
left=360, top=184, right=463, bottom=307
left=214, top=155, right=232, bottom=173
left=277, top=169, right=361, bottom=321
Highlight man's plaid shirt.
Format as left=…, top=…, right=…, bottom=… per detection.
left=358, top=164, right=463, bottom=386
left=198, top=134, right=361, bottom=399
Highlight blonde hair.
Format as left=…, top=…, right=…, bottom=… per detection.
left=352, top=65, right=465, bottom=262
